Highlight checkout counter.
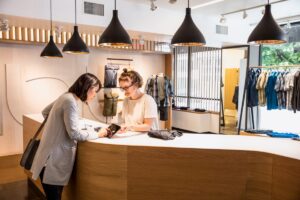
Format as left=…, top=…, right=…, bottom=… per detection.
left=23, top=114, right=300, bottom=200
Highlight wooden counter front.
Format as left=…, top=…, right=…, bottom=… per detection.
left=23, top=115, right=300, bottom=200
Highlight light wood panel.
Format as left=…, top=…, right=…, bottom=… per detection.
left=165, top=54, right=172, bottom=129
left=272, top=156, right=300, bottom=200
left=128, top=147, right=249, bottom=200
left=224, top=68, right=239, bottom=110
left=0, top=154, right=27, bottom=185
left=75, top=142, right=127, bottom=200
left=23, top=116, right=300, bottom=200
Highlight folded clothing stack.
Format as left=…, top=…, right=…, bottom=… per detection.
left=266, top=132, right=300, bottom=138
left=148, top=130, right=183, bottom=140
left=245, top=129, right=300, bottom=138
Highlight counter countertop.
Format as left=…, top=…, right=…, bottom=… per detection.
left=25, top=114, right=300, bottom=160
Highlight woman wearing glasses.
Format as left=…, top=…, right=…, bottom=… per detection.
left=119, top=69, right=159, bottom=132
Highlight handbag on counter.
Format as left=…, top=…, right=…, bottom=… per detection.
left=20, top=117, right=48, bottom=170
left=148, top=130, right=183, bottom=140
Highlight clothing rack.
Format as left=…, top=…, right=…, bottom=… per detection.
left=237, top=64, right=300, bottom=134
left=107, top=58, right=133, bottom=62
left=106, top=58, right=133, bottom=66
left=250, top=65, right=300, bottom=69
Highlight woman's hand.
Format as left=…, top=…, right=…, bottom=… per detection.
left=98, top=128, right=108, bottom=138
left=118, top=125, right=127, bottom=134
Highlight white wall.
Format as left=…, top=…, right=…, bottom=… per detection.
left=0, top=43, right=165, bottom=156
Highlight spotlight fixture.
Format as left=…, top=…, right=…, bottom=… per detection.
left=40, top=0, right=63, bottom=58
left=63, top=0, right=89, bottom=54
left=242, top=10, right=248, bottom=19
left=169, top=0, right=177, bottom=4
left=171, top=0, right=206, bottom=46
left=98, top=0, right=132, bottom=47
left=219, top=15, right=226, bottom=24
left=150, top=0, right=158, bottom=11
left=247, top=0, right=286, bottom=44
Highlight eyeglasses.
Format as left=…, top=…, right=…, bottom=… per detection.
left=120, top=83, right=134, bottom=91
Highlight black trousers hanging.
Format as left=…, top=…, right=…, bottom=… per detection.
left=39, top=167, right=64, bottom=200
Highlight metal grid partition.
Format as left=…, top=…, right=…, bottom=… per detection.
left=173, top=46, right=221, bottom=112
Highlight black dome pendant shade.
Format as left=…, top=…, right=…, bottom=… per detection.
left=40, top=0, right=62, bottom=58
left=63, top=26, right=89, bottom=54
left=98, top=0, right=132, bottom=47
left=41, top=36, right=63, bottom=57
left=63, top=0, right=89, bottom=54
left=247, top=2, right=286, bottom=44
left=171, top=0, right=206, bottom=46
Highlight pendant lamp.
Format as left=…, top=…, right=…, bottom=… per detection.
left=247, top=0, right=286, bottom=44
left=171, top=0, right=206, bottom=46
left=98, top=0, right=132, bottom=47
left=63, top=0, right=89, bottom=54
left=40, top=0, right=63, bottom=58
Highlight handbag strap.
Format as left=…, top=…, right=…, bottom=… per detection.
left=32, top=116, right=48, bottom=139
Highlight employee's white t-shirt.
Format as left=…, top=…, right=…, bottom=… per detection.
left=122, top=94, right=159, bottom=130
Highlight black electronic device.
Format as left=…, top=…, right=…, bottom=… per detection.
left=107, top=123, right=121, bottom=138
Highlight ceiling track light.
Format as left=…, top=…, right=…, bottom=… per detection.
left=247, top=0, right=287, bottom=44
left=40, top=0, right=63, bottom=58
left=242, top=10, right=248, bottom=19
left=63, top=0, right=89, bottom=54
left=150, top=0, right=158, bottom=11
left=171, top=0, right=206, bottom=46
left=219, top=15, right=226, bottom=24
left=98, top=0, right=132, bottom=47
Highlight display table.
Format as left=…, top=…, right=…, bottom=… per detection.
left=23, top=114, right=300, bottom=200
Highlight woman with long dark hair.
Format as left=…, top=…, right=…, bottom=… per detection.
left=30, top=73, right=107, bottom=200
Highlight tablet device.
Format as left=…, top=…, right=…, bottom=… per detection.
left=107, top=123, right=121, bottom=138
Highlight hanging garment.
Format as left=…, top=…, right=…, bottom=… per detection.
left=284, top=71, right=296, bottom=110
left=103, top=93, right=119, bottom=116
left=274, top=72, right=286, bottom=110
left=232, top=86, right=239, bottom=109
left=256, top=71, right=269, bottom=106
left=265, top=72, right=278, bottom=110
left=159, top=99, right=168, bottom=121
left=247, top=69, right=260, bottom=107
left=145, top=75, right=174, bottom=121
left=291, top=71, right=300, bottom=113
left=104, top=65, right=119, bottom=88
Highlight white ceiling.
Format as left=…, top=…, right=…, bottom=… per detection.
left=124, top=0, right=295, bottom=17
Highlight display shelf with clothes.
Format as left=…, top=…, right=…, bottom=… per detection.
left=238, top=65, right=300, bottom=134
left=103, top=58, right=134, bottom=88
left=145, top=73, right=174, bottom=122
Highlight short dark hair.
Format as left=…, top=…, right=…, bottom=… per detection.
left=68, top=73, right=101, bottom=102
left=118, top=68, right=143, bottom=88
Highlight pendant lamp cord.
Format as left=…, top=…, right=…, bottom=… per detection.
left=75, top=0, right=77, bottom=25
left=268, top=0, right=270, bottom=4
left=188, top=0, right=190, bottom=8
left=50, top=0, right=53, bottom=34
left=115, top=0, right=116, bottom=10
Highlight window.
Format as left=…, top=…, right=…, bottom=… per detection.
left=173, top=46, right=221, bottom=112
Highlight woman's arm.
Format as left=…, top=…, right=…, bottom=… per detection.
left=125, top=118, right=155, bottom=132
left=63, top=99, right=106, bottom=141
left=42, top=101, right=55, bottom=118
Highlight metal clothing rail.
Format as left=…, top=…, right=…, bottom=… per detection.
left=107, top=58, right=133, bottom=62
left=237, top=64, right=300, bottom=135
left=250, top=65, right=300, bottom=68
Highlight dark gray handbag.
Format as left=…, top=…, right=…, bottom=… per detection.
left=148, top=130, right=183, bottom=140
left=20, top=117, right=47, bottom=170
